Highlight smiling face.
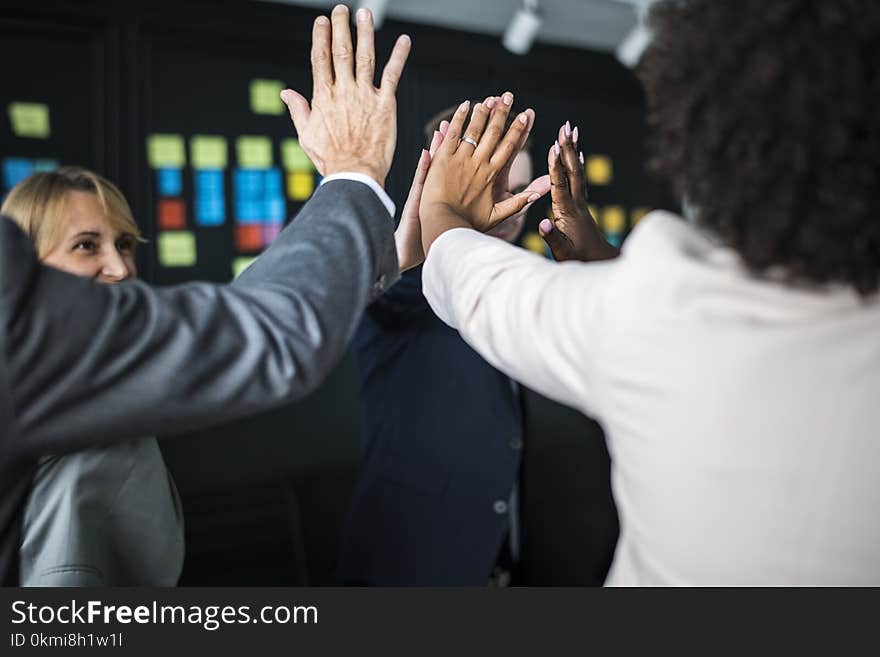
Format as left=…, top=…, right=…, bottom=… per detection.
left=486, top=150, right=533, bottom=244
left=42, top=190, right=138, bottom=283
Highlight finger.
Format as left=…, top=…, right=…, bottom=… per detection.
left=438, top=119, right=450, bottom=137
left=525, top=174, right=551, bottom=198
left=558, top=121, right=585, bottom=201
left=311, top=15, right=333, bottom=92
left=458, top=102, right=491, bottom=156
left=354, top=7, right=376, bottom=86
left=330, top=4, right=354, bottom=83
left=548, top=141, right=570, bottom=201
left=402, top=149, right=431, bottom=218
left=280, top=89, right=311, bottom=136
left=428, top=130, right=443, bottom=157
left=488, top=110, right=530, bottom=172
left=495, top=107, right=534, bottom=183
left=439, top=100, right=470, bottom=154
left=476, top=91, right=513, bottom=160
left=489, top=188, right=545, bottom=229
left=539, top=218, right=576, bottom=262
left=379, top=34, right=412, bottom=95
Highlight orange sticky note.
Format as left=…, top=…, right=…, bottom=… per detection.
left=157, top=199, right=186, bottom=230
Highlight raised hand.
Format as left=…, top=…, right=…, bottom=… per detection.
left=419, top=92, right=550, bottom=237
left=280, top=5, right=411, bottom=188
left=394, top=122, right=448, bottom=272
left=539, top=122, right=619, bottom=262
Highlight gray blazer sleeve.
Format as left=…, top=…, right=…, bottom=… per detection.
left=1, top=179, right=398, bottom=461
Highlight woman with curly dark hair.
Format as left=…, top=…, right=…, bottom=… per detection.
left=414, top=0, right=880, bottom=584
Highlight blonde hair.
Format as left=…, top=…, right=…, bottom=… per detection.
left=0, top=166, right=143, bottom=259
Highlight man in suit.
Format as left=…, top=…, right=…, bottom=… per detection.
left=0, top=5, right=408, bottom=585
left=337, top=102, right=539, bottom=586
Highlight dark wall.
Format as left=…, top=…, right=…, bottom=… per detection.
left=0, top=0, right=673, bottom=585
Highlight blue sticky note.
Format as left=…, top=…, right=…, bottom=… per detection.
left=33, top=159, right=59, bottom=173
left=266, top=196, right=286, bottom=223
left=195, top=169, right=224, bottom=197
left=606, top=232, right=623, bottom=248
left=235, top=199, right=263, bottom=223
left=3, top=158, right=33, bottom=189
left=195, top=197, right=225, bottom=226
left=234, top=169, right=264, bottom=200
left=157, top=168, right=182, bottom=196
left=265, top=168, right=283, bottom=196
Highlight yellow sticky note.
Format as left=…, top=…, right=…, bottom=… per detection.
left=191, top=135, right=228, bottom=169
left=631, top=207, right=651, bottom=225
left=586, top=155, right=613, bottom=186
left=158, top=231, right=197, bottom=267
left=8, top=102, right=50, bottom=139
left=602, top=206, right=627, bottom=234
left=287, top=172, right=314, bottom=200
left=250, top=79, right=285, bottom=115
left=522, top=232, right=546, bottom=256
left=148, top=134, right=186, bottom=169
left=232, top=256, right=258, bottom=279
left=236, top=136, right=273, bottom=169
left=281, top=138, right=315, bottom=172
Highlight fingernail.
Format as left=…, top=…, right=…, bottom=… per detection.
left=579, top=151, right=585, bottom=164
left=554, top=140, right=560, bottom=156
left=518, top=113, right=528, bottom=124
left=472, top=102, right=482, bottom=116
left=315, top=15, right=329, bottom=24
left=503, top=92, right=513, bottom=106
left=528, top=193, right=541, bottom=203
left=486, top=97, right=496, bottom=109
left=459, top=100, right=470, bottom=113
left=333, top=4, right=348, bottom=14
left=357, top=7, right=368, bottom=21
left=564, top=121, right=571, bottom=137
left=279, top=90, right=290, bottom=102
left=539, top=219, right=553, bottom=234
left=572, top=126, right=579, bottom=144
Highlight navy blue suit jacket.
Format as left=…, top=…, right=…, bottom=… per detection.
left=337, top=267, right=523, bottom=585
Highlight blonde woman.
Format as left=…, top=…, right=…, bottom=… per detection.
left=2, top=167, right=184, bottom=586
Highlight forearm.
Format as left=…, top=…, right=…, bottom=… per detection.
left=420, top=202, right=473, bottom=259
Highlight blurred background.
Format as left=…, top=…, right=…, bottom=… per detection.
left=0, top=0, right=677, bottom=585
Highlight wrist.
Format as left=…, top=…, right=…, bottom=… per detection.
left=323, top=162, right=387, bottom=189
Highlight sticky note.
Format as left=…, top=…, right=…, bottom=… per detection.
left=262, top=224, right=283, bottom=245
left=607, top=233, right=622, bottom=248
left=265, top=168, right=283, bottom=196
left=234, top=169, right=264, bottom=199
left=191, top=135, right=228, bottom=170
left=148, top=134, right=186, bottom=169
left=232, top=256, right=258, bottom=279
left=3, top=158, right=34, bottom=189
left=287, top=172, right=314, bottom=200
left=266, top=197, right=286, bottom=223
left=158, top=231, right=196, bottom=267
left=250, top=79, right=285, bottom=115
left=33, top=159, right=59, bottom=173
left=602, top=206, right=627, bottom=234
left=235, top=199, right=263, bottom=223
left=586, top=155, right=613, bottom=186
left=281, top=139, right=315, bottom=172
left=235, top=225, right=263, bottom=252
left=631, top=207, right=651, bottom=225
left=236, top=136, right=273, bottom=169
left=157, top=199, right=186, bottom=230
left=8, top=102, right=50, bottom=138
left=195, top=198, right=225, bottom=226
left=195, top=169, right=224, bottom=196
left=157, top=168, right=182, bottom=196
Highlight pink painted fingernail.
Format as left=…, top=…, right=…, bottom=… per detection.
left=572, top=126, right=579, bottom=144
left=459, top=100, right=470, bottom=113
left=357, top=7, right=369, bottom=21
left=502, top=92, right=514, bottom=106
left=486, top=97, right=496, bottom=109
left=564, top=121, right=571, bottom=137
left=539, top=218, right=554, bottom=234
left=554, top=140, right=560, bottom=156
left=579, top=151, right=585, bottom=164
left=518, top=113, right=528, bottom=124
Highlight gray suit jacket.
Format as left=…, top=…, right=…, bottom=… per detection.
left=0, top=179, right=398, bottom=585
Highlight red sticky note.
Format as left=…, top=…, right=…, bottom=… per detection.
left=235, top=225, right=263, bottom=252
left=158, top=199, right=186, bottom=230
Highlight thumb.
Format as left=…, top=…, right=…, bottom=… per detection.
left=490, top=189, right=545, bottom=228
left=280, top=89, right=311, bottom=135
left=539, top=218, right=575, bottom=261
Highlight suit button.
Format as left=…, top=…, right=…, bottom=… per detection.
left=509, top=438, right=523, bottom=451
left=493, top=500, right=508, bottom=515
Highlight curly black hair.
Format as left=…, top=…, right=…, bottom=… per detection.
left=638, top=0, right=880, bottom=295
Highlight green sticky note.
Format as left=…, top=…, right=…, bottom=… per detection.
left=250, top=79, right=285, bottom=115
left=8, top=102, right=50, bottom=138
left=281, top=138, right=315, bottom=172
left=232, top=256, right=258, bottom=279
left=190, top=135, right=228, bottom=169
left=236, top=136, right=273, bottom=168
left=158, top=231, right=197, bottom=267
left=148, top=134, right=186, bottom=169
